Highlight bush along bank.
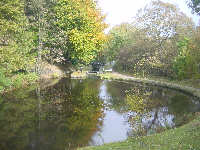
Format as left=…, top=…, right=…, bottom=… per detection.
left=0, top=72, right=38, bottom=94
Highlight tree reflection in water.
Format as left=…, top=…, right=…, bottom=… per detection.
left=0, top=78, right=104, bottom=150
left=125, top=84, right=200, bottom=136
left=105, top=81, right=200, bottom=137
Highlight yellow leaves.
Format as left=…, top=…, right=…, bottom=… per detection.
left=54, top=0, right=107, bottom=64
left=126, top=94, right=147, bottom=114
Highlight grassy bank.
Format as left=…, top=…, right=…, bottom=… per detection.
left=79, top=72, right=200, bottom=150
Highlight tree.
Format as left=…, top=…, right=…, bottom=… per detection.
left=172, top=38, right=197, bottom=80
left=187, top=0, right=200, bottom=15
left=25, top=0, right=107, bottom=66
left=134, top=0, right=194, bottom=54
left=40, top=0, right=107, bottom=65
left=56, top=0, right=107, bottom=65
left=108, top=1, right=196, bottom=77
left=104, top=23, right=134, bottom=62
left=0, top=0, right=36, bottom=91
left=0, top=0, right=36, bottom=72
left=25, top=0, right=49, bottom=74
left=116, top=0, right=195, bottom=76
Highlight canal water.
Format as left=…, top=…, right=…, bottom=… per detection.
left=0, top=78, right=199, bottom=150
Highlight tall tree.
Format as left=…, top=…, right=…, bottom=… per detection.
left=25, top=0, right=46, bottom=74
left=0, top=0, right=36, bottom=91
left=187, top=0, right=200, bottom=16
left=104, top=23, right=135, bottom=62
left=0, top=0, right=36, bottom=72
left=25, top=0, right=107, bottom=65
left=134, top=0, right=194, bottom=47
left=109, top=1, right=195, bottom=76
left=48, top=0, right=107, bottom=65
left=131, top=0, right=195, bottom=75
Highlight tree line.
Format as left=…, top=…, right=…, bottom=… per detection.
left=103, top=0, right=200, bottom=80
left=0, top=0, right=107, bottom=92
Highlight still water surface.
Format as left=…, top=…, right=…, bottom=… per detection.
left=0, top=78, right=199, bottom=150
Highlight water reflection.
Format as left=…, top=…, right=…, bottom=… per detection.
left=107, top=81, right=200, bottom=136
left=92, top=81, right=132, bottom=145
left=0, top=78, right=104, bottom=150
left=0, top=78, right=199, bottom=149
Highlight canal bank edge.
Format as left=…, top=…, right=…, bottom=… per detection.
left=97, top=73, right=200, bottom=99
left=79, top=72, right=200, bottom=150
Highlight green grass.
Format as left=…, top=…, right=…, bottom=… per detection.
left=80, top=114, right=200, bottom=150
